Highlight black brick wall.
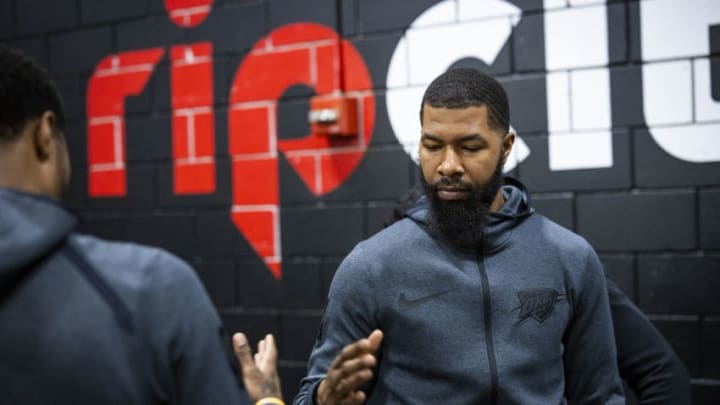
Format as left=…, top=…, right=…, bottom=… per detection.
left=3, top=0, right=718, bottom=402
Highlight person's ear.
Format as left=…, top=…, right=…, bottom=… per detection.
left=32, top=111, right=57, bottom=162
left=501, top=131, right=515, bottom=164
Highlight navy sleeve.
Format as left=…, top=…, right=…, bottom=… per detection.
left=139, top=251, right=251, bottom=405
left=563, top=249, right=626, bottom=404
left=607, top=278, right=692, bottom=404
left=294, top=244, right=379, bottom=405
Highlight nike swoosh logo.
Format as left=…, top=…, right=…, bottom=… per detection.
left=398, top=289, right=455, bottom=310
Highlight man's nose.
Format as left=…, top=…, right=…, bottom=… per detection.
left=438, top=148, right=463, bottom=177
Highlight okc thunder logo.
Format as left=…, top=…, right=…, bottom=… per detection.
left=515, top=288, right=564, bottom=324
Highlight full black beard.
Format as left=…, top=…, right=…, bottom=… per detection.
left=421, top=154, right=505, bottom=250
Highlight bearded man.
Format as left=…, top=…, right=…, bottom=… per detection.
left=294, top=68, right=625, bottom=405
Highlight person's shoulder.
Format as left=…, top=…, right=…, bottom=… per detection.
left=332, top=218, right=426, bottom=287
left=525, top=213, right=594, bottom=252
left=69, top=233, right=196, bottom=290
left=519, top=213, right=599, bottom=274
left=350, top=217, right=426, bottom=262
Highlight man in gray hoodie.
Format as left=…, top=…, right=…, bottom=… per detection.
left=295, top=68, right=626, bottom=404
left=0, top=45, right=282, bottom=405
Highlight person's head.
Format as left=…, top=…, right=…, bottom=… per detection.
left=0, top=45, right=70, bottom=199
left=418, top=68, right=514, bottom=248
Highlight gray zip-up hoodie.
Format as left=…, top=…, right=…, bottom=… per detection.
left=295, top=179, right=625, bottom=404
left=0, top=188, right=249, bottom=404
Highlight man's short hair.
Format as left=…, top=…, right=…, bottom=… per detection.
left=420, top=68, right=510, bottom=134
left=0, top=45, right=65, bottom=142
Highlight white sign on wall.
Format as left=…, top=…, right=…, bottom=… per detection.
left=385, top=0, right=720, bottom=171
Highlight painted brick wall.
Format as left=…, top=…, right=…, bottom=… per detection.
left=3, top=0, right=719, bottom=401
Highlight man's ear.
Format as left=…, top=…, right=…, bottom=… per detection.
left=502, top=131, right=515, bottom=164
left=32, top=111, right=56, bottom=162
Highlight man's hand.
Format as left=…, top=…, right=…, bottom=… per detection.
left=316, top=330, right=384, bottom=405
left=233, top=333, right=282, bottom=402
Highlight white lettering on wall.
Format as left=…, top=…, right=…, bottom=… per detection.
left=385, top=0, right=529, bottom=171
left=544, top=1, right=613, bottom=170
left=386, top=0, right=720, bottom=171
left=641, top=0, right=720, bottom=162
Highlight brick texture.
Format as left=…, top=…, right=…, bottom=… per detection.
left=185, top=2, right=266, bottom=53
left=352, top=33, right=403, bottom=89
left=9, top=38, right=47, bottom=68
left=577, top=191, right=696, bottom=251
left=81, top=0, right=148, bottom=24
left=269, top=0, right=336, bottom=29
left=701, top=319, right=720, bottom=378
left=652, top=319, right=700, bottom=377
left=0, top=0, right=12, bottom=39
left=16, top=0, right=77, bottom=35
left=634, top=129, right=720, bottom=187
left=500, top=75, right=547, bottom=134
left=356, top=0, right=437, bottom=34
left=519, top=131, right=632, bottom=192
left=281, top=205, right=364, bottom=256
left=610, top=66, right=644, bottom=127
left=117, top=16, right=184, bottom=51
left=531, top=193, right=574, bottom=231
left=513, top=12, right=545, bottom=73
left=5, top=0, right=719, bottom=401
left=606, top=3, right=627, bottom=64
left=700, top=189, right=720, bottom=249
left=49, top=27, right=113, bottom=76
left=638, top=256, right=720, bottom=315
left=600, top=254, right=636, bottom=301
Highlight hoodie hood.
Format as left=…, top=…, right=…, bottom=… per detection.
left=0, top=188, right=76, bottom=280
left=407, top=177, right=534, bottom=252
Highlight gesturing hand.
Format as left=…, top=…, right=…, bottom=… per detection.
left=316, top=330, right=384, bottom=405
left=233, top=333, right=282, bottom=402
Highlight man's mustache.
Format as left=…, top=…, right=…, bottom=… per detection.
left=431, top=177, right=473, bottom=190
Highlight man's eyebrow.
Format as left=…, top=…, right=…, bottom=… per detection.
left=421, top=133, right=485, bottom=142
left=421, top=133, right=442, bottom=142
left=458, top=133, right=483, bottom=142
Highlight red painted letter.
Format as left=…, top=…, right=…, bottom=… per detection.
left=170, top=42, right=216, bottom=194
left=87, top=49, right=164, bottom=196
left=229, top=23, right=376, bottom=278
left=164, top=0, right=213, bottom=28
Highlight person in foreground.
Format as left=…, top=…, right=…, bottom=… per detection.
left=0, top=45, right=282, bottom=404
left=294, top=68, right=626, bottom=404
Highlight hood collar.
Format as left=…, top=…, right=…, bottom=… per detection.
left=0, top=188, right=77, bottom=277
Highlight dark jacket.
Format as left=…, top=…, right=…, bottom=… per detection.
left=379, top=180, right=691, bottom=404
left=0, top=188, right=249, bottom=404
left=606, top=279, right=691, bottom=404
left=295, top=180, right=625, bottom=404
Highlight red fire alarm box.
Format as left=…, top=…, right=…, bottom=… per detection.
left=308, top=94, right=358, bottom=137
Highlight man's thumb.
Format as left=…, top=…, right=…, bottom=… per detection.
left=233, top=332, right=255, bottom=372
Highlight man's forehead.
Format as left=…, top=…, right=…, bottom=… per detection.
left=422, top=104, right=490, bottom=128
left=422, top=103, right=488, bottom=120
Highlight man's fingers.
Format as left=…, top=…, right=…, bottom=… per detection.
left=258, top=337, right=266, bottom=355
left=323, top=368, right=374, bottom=405
left=338, top=384, right=368, bottom=405
left=324, top=354, right=376, bottom=401
left=320, top=331, right=384, bottom=404
left=333, top=354, right=376, bottom=380
left=330, top=339, right=372, bottom=370
left=326, top=353, right=375, bottom=388
left=352, top=389, right=367, bottom=404
left=367, top=330, right=383, bottom=352
left=334, top=368, right=373, bottom=394
left=261, top=334, right=278, bottom=366
left=232, top=333, right=256, bottom=372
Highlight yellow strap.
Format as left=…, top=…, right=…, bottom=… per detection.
left=255, top=397, right=285, bottom=405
